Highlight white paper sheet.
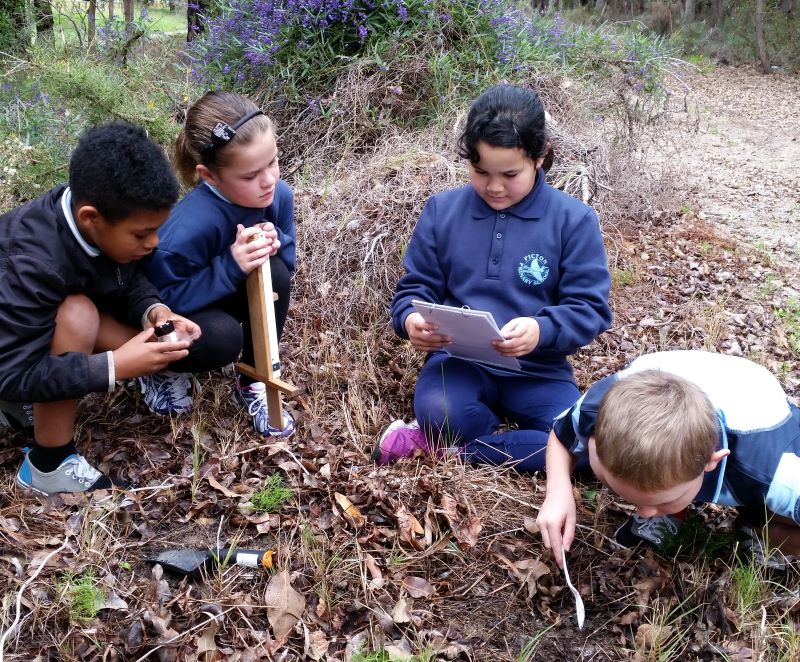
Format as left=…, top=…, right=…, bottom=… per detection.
left=562, top=549, right=585, bottom=630
left=411, top=300, right=521, bottom=371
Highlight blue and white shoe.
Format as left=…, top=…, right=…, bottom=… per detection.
left=16, top=452, right=113, bottom=496
left=234, top=378, right=294, bottom=438
left=139, top=370, right=193, bottom=415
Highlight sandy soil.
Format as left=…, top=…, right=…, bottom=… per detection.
left=653, top=65, right=800, bottom=275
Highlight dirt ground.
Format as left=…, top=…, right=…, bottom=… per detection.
left=652, top=64, right=800, bottom=275
left=1, top=65, right=799, bottom=661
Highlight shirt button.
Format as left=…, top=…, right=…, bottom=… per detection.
left=492, top=258, right=498, bottom=265
left=496, top=233, right=502, bottom=239
left=499, top=213, right=506, bottom=219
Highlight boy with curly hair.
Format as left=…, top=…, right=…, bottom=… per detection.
left=0, top=122, right=200, bottom=496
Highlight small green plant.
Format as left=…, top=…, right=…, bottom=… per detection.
left=658, top=511, right=737, bottom=559
left=517, top=623, right=557, bottom=661
left=612, top=267, right=639, bottom=287
left=775, top=297, right=800, bottom=352
left=250, top=472, right=293, bottom=513
left=59, top=570, right=105, bottom=623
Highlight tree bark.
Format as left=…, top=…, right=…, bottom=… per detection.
left=710, top=0, right=724, bottom=27
left=684, top=0, right=696, bottom=23
left=33, top=0, right=52, bottom=31
left=87, top=0, right=96, bottom=43
left=594, top=0, right=607, bottom=13
left=123, top=0, right=134, bottom=34
left=755, top=0, right=771, bottom=73
left=779, top=0, right=794, bottom=13
left=108, top=0, right=114, bottom=22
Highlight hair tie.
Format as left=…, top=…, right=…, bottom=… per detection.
left=199, top=109, right=264, bottom=161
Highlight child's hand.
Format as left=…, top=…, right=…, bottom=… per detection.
left=405, top=312, right=452, bottom=352
left=494, top=317, right=540, bottom=356
left=169, top=314, right=202, bottom=343
left=536, top=487, right=577, bottom=569
left=230, top=224, right=276, bottom=273
left=256, top=222, right=281, bottom=257
left=112, top=328, right=192, bottom=380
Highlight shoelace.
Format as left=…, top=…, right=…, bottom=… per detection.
left=633, top=514, right=679, bottom=542
left=151, top=373, right=191, bottom=409
left=240, top=383, right=268, bottom=418
left=64, top=456, right=101, bottom=484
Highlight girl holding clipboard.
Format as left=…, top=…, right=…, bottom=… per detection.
left=375, top=85, right=612, bottom=470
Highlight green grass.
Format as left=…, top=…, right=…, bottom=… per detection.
left=249, top=473, right=293, bottom=513
left=775, top=297, right=800, bottom=352
left=58, top=570, right=105, bottom=623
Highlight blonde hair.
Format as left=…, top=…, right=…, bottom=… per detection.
left=594, top=370, right=718, bottom=490
left=174, top=91, right=275, bottom=187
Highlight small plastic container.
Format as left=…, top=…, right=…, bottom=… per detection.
left=154, top=320, right=179, bottom=343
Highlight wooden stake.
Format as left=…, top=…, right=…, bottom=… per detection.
left=236, top=258, right=298, bottom=430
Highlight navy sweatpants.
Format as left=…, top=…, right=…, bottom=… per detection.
left=413, top=352, right=580, bottom=472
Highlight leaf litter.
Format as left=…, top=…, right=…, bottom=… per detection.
left=0, top=71, right=798, bottom=661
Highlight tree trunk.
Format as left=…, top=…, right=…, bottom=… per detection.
left=123, top=0, right=134, bottom=34
left=594, top=0, right=607, bottom=13
left=187, top=0, right=206, bottom=41
left=684, top=0, right=696, bottom=23
left=755, top=0, right=771, bottom=73
left=710, top=0, right=724, bottom=27
left=108, top=0, right=114, bottom=22
left=87, top=0, right=96, bottom=43
left=780, top=0, right=794, bottom=13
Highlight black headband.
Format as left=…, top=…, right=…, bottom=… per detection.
left=199, top=109, right=264, bottom=162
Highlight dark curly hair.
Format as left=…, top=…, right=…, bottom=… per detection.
left=69, top=122, right=180, bottom=223
left=458, top=84, right=553, bottom=171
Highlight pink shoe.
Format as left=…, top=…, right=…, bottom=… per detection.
left=372, top=420, right=429, bottom=465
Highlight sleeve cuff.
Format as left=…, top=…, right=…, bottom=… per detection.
left=141, top=303, right=169, bottom=329
left=106, top=350, right=116, bottom=392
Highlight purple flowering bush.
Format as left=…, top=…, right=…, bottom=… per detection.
left=191, top=0, right=508, bottom=100
left=192, top=0, right=672, bottom=108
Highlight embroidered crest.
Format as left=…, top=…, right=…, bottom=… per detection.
left=518, top=254, right=549, bottom=285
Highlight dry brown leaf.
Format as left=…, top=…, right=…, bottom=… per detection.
left=396, top=506, right=425, bottom=550
left=392, top=597, right=412, bottom=624
left=334, top=492, right=366, bottom=528
left=264, top=569, right=306, bottom=647
left=365, top=553, right=384, bottom=589
left=401, top=576, right=435, bottom=598
left=195, top=620, right=219, bottom=656
left=207, top=473, right=240, bottom=498
left=302, top=623, right=329, bottom=660
left=523, top=516, right=539, bottom=535
left=634, top=623, right=673, bottom=649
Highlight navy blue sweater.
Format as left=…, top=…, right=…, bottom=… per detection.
left=145, top=180, right=296, bottom=314
left=391, top=171, right=612, bottom=380
left=0, top=185, right=163, bottom=402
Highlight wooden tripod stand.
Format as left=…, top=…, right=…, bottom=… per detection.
left=235, top=258, right=298, bottom=430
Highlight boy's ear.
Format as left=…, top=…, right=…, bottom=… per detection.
left=74, top=204, right=102, bottom=229
left=704, top=448, right=731, bottom=473
left=196, top=164, right=217, bottom=186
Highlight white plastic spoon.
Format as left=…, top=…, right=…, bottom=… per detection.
left=562, top=549, right=585, bottom=630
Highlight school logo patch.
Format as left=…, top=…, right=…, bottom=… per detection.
left=518, top=254, right=549, bottom=285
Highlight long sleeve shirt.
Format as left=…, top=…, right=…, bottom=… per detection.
left=391, top=171, right=612, bottom=381
left=0, top=185, right=163, bottom=402
left=145, top=180, right=296, bottom=314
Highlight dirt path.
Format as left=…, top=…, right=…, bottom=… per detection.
left=654, top=65, right=800, bottom=276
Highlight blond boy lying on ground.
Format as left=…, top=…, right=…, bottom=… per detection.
left=537, top=351, right=800, bottom=567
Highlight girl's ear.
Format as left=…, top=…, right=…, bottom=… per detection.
left=196, top=163, right=218, bottom=186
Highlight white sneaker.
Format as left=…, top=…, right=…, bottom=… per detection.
left=139, top=370, right=193, bottom=415
left=234, top=378, right=294, bottom=438
left=16, top=452, right=114, bottom=496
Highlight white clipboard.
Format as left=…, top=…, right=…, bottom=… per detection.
left=411, top=300, right=521, bottom=371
